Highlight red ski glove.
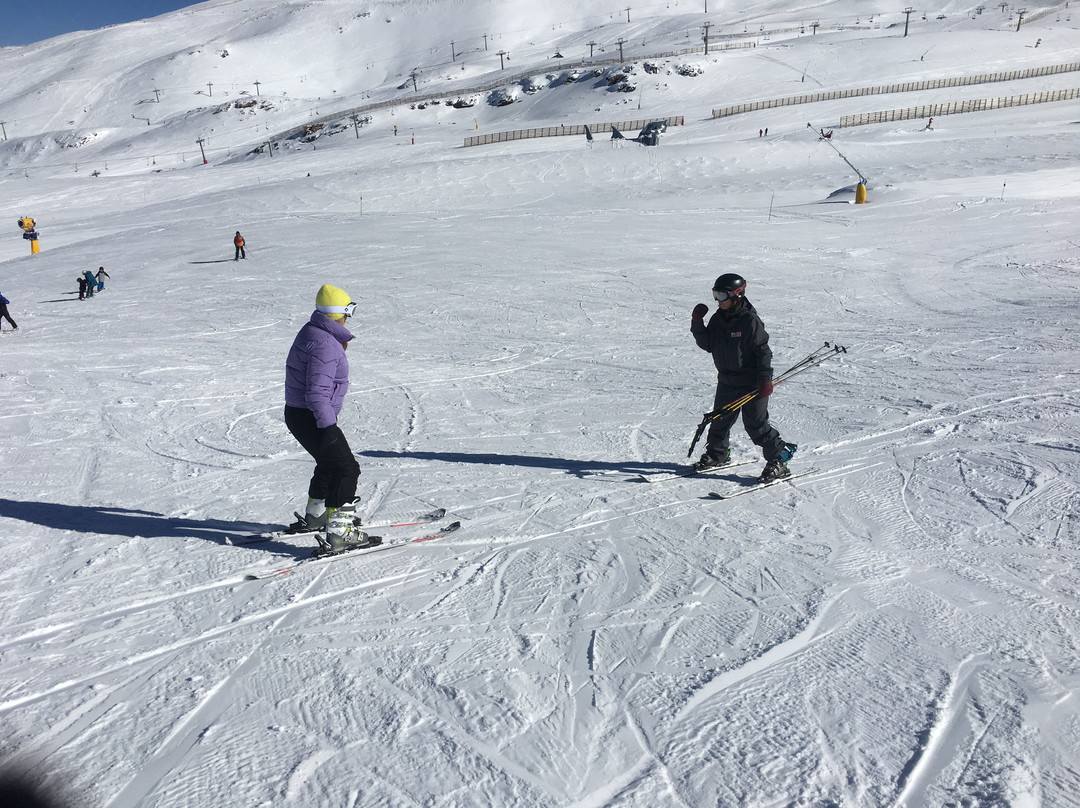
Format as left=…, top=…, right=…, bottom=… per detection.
left=757, top=380, right=774, bottom=398
left=692, top=303, right=709, bottom=321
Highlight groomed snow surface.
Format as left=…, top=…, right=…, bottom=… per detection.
left=1, top=1, right=1079, bottom=806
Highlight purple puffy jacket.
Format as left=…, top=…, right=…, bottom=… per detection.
left=284, top=312, right=354, bottom=428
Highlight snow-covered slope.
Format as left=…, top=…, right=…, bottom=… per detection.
left=1, top=1, right=1079, bottom=806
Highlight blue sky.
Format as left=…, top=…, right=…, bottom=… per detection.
left=1, top=1, right=197, bottom=47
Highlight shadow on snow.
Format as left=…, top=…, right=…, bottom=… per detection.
left=359, top=449, right=683, bottom=477
left=0, top=498, right=290, bottom=551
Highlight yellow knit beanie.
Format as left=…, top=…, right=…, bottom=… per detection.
left=315, top=284, right=352, bottom=320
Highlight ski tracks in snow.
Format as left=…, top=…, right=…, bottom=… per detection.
left=97, top=566, right=356, bottom=808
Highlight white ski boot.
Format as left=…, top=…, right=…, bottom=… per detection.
left=319, top=502, right=381, bottom=555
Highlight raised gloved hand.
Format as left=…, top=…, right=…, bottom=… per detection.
left=692, top=303, right=709, bottom=321
left=757, top=380, right=774, bottom=398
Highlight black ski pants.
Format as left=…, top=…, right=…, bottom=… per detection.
left=284, top=405, right=360, bottom=509
left=705, top=380, right=785, bottom=462
left=0, top=302, right=16, bottom=330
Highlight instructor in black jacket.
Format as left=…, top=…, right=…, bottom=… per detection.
left=691, top=273, right=795, bottom=482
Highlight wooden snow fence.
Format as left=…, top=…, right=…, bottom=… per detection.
left=463, top=117, right=685, bottom=148
left=839, top=87, right=1080, bottom=127
left=710, top=62, right=1080, bottom=120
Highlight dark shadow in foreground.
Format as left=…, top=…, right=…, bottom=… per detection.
left=0, top=772, right=71, bottom=808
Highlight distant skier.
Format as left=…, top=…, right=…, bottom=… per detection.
left=0, top=291, right=18, bottom=332
left=83, top=270, right=97, bottom=298
left=690, top=273, right=796, bottom=482
left=77, top=276, right=88, bottom=301
left=233, top=231, right=246, bottom=260
left=283, top=284, right=379, bottom=555
left=95, top=266, right=111, bottom=292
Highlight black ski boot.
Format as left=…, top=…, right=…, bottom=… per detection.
left=759, top=458, right=791, bottom=483
left=759, top=443, right=797, bottom=483
left=693, top=449, right=731, bottom=472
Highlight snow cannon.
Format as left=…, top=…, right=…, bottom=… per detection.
left=855, top=182, right=867, bottom=204
left=18, top=216, right=40, bottom=254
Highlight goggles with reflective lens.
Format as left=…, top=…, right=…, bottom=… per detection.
left=318, top=301, right=357, bottom=317
left=713, top=289, right=736, bottom=302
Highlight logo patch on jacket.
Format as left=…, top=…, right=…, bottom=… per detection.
left=730, top=331, right=742, bottom=337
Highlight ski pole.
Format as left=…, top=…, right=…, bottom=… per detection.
left=687, top=346, right=835, bottom=457
left=719, top=342, right=843, bottom=413
left=721, top=343, right=842, bottom=412
left=687, top=343, right=847, bottom=457
left=722, top=344, right=844, bottom=412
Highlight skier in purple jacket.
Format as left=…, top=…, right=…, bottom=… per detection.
left=284, top=284, right=379, bottom=555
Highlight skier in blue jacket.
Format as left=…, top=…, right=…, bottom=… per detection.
left=0, top=292, right=18, bottom=331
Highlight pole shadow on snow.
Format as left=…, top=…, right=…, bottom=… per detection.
left=38, top=295, right=85, bottom=304
left=0, top=498, right=295, bottom=554
left=359, top=449, right=682, bottom=478
left=189, top=260, right=234, bottom=264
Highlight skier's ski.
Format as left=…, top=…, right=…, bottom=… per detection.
left=634, top=459, right=758, bottom=483
left=361, top=507, right=447, bottom=530
left=708, top=460, right=885, bottom=500
left=707, top=468, right=821, bottom=499
left=231, top=507, right=447, bottom=545
left=245, top=521, right=461, bottom=580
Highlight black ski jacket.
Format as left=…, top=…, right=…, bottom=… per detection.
left=691, top=297, right=774, bottom=387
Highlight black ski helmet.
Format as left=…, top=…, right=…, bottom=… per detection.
left=713, top=273, right=747, bottom=298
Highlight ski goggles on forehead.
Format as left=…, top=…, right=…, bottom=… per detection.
left=318, top=301, right=357, bottom=317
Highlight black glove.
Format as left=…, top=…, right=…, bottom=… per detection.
left=318, top=425, right=343, bottom=454
left=692, top=303, right=709, bottom=321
